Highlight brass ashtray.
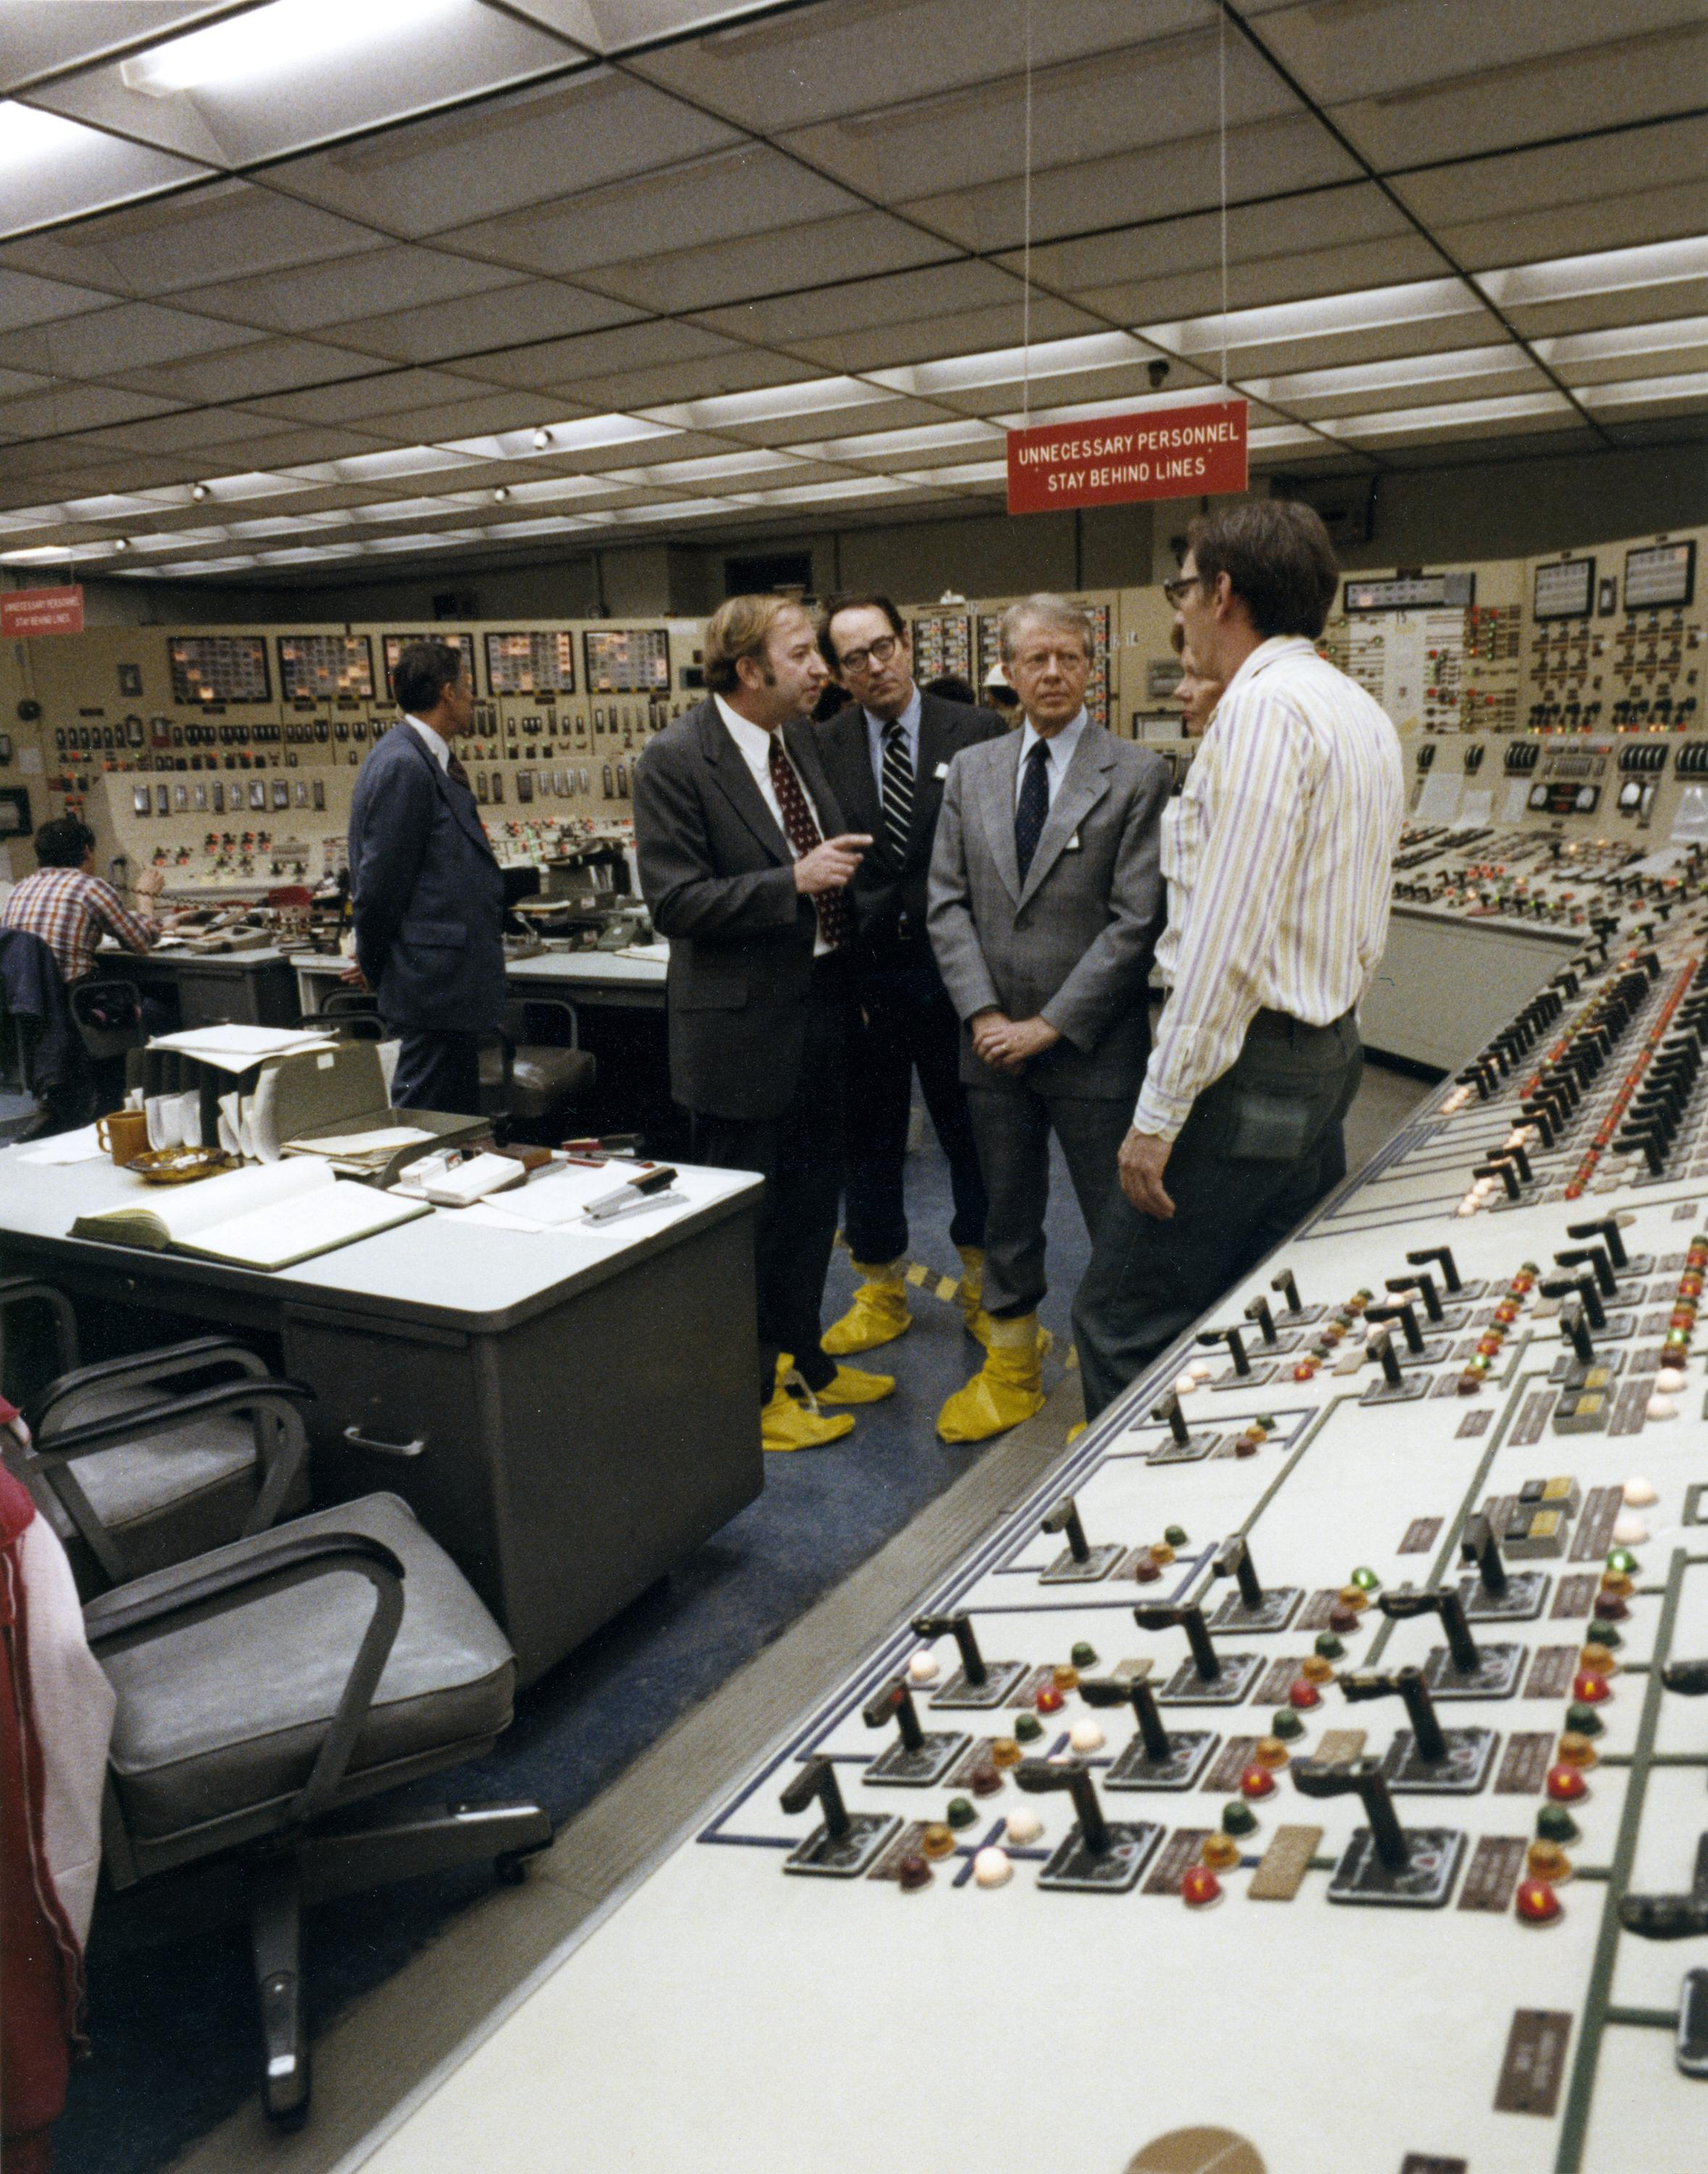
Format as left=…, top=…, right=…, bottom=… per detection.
left=128, top=1147, right=241, bottom=1185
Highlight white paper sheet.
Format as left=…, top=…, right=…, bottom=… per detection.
left=1412, top=770, right=1461, bottom=823
left=146, top=1025, right=336, bottom=1073
left=18, top=1125, right=107, bottom=1165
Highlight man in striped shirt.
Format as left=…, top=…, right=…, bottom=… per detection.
left=1, top=817, right=162, bottom=983
left=1074, top=500, right=1404, bottom=1423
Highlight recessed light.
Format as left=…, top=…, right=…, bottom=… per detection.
left=113, top=538, right=130, bottom=551
left=191, top=483, right=209, bottom=502
left=493, top=486, right=511, bottom=501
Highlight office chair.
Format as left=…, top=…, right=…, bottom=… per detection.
left=82, top=1490, right=550, bottom=2126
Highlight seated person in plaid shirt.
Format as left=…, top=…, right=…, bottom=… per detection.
left=1, top=817, right=164, bottom=983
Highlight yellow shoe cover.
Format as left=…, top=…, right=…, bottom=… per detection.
left=760, top=1384, right=854, bottom=1452
left=954, top=1245, right=986, bottom=1339
left=822, top=1273, right=912, bottom=1355
left=1066, top=1420, right=1087, bottom=1444
left=936, top=1327, right=1047, bottom=1444
left=815, top=1362, right=896, bottom=1404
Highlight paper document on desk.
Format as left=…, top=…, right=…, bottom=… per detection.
left=17, top=1125, right=107, bottom=1165
left=284, top=1125, right=433, bottom=1163
left=147, top=1025, right=336, bottom=1072
left=615, top=941, right=669, bottom=963
left=467, top=1164, right=620, bottom=1225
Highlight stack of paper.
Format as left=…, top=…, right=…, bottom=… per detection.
left=148, top=1025, right=337, bottom=1073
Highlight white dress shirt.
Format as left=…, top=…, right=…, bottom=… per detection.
left=715, top=693, right=831, bottom=957
left=1136, top=636, right=1404, bottom=1142
left=1014, top=707, right=1089, bottom=807
left=407, top=715, right=450, bottom=771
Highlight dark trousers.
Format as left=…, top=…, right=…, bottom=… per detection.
left=967, top=1078, right=1133, bottom=1318
left=691, top=964, right=848, bottom=1402
left=391, top=1028, right=483, bottom=1117
left=1072, top=1009, right=1362, bottom=1424
left=844, top=954, right=987, bottom=1265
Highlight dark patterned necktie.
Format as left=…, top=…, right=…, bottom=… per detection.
left=769, top=736, right=851, bottom=950
left=446, top=751, right=471, bottom=790
left=880, top=720, right=914, bottom=862
left=1015, top=738, right=1051, bottom=882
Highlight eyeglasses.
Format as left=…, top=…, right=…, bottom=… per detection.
left=836, top=633, right=901, bottom=674
left=1161, top=575, right=1202, bottom=607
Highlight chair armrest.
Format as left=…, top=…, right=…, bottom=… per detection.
left=517, top=996, right=580, bottom=1049
left=17, top=1380, right=315, bottom=1589
left=0, top=1276, right=80, bottom=1391
left=86, top=1528, right=407, bottom=1830
left=25, top=1336, right=270, bottom=1432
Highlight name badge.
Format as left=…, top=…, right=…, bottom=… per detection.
left=934, top=761, right=950, bottom=780
left=1066, top=831, right=1082, bottom=851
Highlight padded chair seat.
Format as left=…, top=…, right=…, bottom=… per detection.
left=40, top=1383, right=255, bottom=1541
left=91, top=1493, right=515, bottom=1840
left=478, top=1041, right=594, bottom=1120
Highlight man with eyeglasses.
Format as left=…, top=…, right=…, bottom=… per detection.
left=928, top=594, right=1170, bottom=1443
left=1072, top=499, right=1405, bottom=1426
left=815, top=596, right=1007, bottom=1357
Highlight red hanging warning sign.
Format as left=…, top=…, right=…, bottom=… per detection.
left=1007, top=400, right=1248, bottom=515
left=1, top=584, right=83, bottom=636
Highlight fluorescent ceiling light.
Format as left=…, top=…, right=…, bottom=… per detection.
left=1533, top=316, right=1708, bottom=365
left=642, top=378, right=896, bottom=429
left=125, top=528, right=230, bottom=553
left=362, top=531, right=485, bottom=554
left=894, top=461, right=1007, bottom=487
left=991, top=388, right=1248, bottom=430
left=1248, top=424, right=1328, bottom=450
left=343, top=496, right=467, bottom=525
left=120, top=0, right=459, bottom=96
left=871, top=333, right=1151, bottom=398
left=1, top=543, right=111, bottom=563
left=1322, top=391, right=1570, bottom=439
left=285, top=446, right=480, bottom=485
left=1143, top=278, right=1476, bottom=359
left=738, top=478, right=917, bottom=507
left=254, top=544, right=366, bottom=564
left=1578, top=370, right=1708, bottom=409
left=462, top=472, right=635, bottom=508
left=225, top=511, right=351, bottom=538
left=445, top=417, right=681, bottom=460
left=59, top=492, right=162, bottom=521
left=0, top=103, right=96, bottom=167
left=138, top=472, right=314, bottom=509
left=478, top=515, right=601, bottom=540
left=791, top=420, right=1002, bottom=462
left=599, top=498, right=746, bottom=523
left=1245, top=344, right=1526, bottom=403
left=1480, top=236, right=1708, bottom=308
left=128, top=556, right=259, bottom=575
left=614, top=449, right=807, bottom=486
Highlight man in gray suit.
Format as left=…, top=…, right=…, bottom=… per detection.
left=928, top=594, right=1169, bottom=1442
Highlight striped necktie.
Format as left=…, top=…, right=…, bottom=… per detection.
left=1015, top=738, right=1051, bottom=883
left=880, top=720, right=914, bottom=862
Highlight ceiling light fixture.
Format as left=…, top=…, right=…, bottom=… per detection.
left=532, top=428, right=553, bottom=451
left=493, top=486, right=511, bottom=501
left=0, top=103, right=93, bottom=167
left=112, top=538, right=130, bottom=551
left=119, top=0, right=457, bottom=96
left=191, top=483, right=209, bottom=502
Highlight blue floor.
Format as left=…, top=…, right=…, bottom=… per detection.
left=57, top=1126, right=1092, bottom=2174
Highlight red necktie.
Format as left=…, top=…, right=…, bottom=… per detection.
left=769, top=736, right=850, bottom=951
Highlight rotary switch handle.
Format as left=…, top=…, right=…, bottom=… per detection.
left=1081, top=1674, right=1173, bottom=1763
left=1341, top=1664, right=1449, bottom=1764
left=1293, top=1755, right=1409, bottom=1870
left=1459, top=1512, right=1509, bottom=1599
left=862, top=1677, right=924, bottom=1754
left=779, top=1756, right=849, bottom=1840
left=910, top=1610, right=987, bottom=1686
left=1135, top=1600, right=1222, bottom=1683
left=1040, top=1496, right=1089, bottom=1565
left=1378, top=1585, right=1481, bottom=1676
left=1212, top=1532, right=1265, bottom=1612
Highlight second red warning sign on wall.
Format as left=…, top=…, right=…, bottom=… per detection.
left=1006, top=399, right=1248, bottom=515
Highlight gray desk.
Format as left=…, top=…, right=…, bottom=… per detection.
left=293, top=946, right=667, bottom=1021
left=102, top=944, right=301, bottom=1030
left=0, top=1148, right=762, bottom=1685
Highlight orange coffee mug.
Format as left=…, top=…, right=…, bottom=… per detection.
left=96, top=1108, right=149, bottom=1166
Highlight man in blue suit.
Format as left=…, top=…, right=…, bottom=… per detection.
left=348, top=641, right=504, bottom=1115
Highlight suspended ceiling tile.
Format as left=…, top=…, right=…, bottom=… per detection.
left=1321, top=392, right=1579, bottom=447
left=0, top=366, right=51, bottom=400
left=442, top=145, right=860, bottom=278
left=0, top=179, right=382, bottom=299
left=709, top=395, right=943, bottom=449
left=499, top=1, right=782, bottom=53
left=1493, top=279, right=1708, bottom=344
left=170, top=243, right=519, bottom=336
left=467, top=316, right=733, bottom=392
left=0, top=100, right=213, bottom=241
left=693, top=259, right=1020, bottom=349
left=0, top=2, right=236, bottom=93
left=786, top=295, right=1103, bottom=375
left=0, top=267, right=117, bottom=338
left=581, top=211, right=955, bottom=317
left=1014, top=183, right=1408, bottom=293
left=1442, top=183, right=1708, bottom=279
left=1325, top=18, right=1708, bottom=170
left=101, top=333, right=391, bottom=402
left=0, top=382, right=188, bottom=442
left=328, top=280, right=638, bottom=367
left=778, top=27, right=1298, bottom=205
left=209, top=423, right=399, bottom=469
left=1080, top=233, right=1449, bottom=328
left=1393, top=115, right=1708, bottom=232
left=75, top=405, right=300, bottom=454
left=906, top=113, right=1362, bottom=254
left=33, top=2, right=580, bottom=168
left=629, top=0, right=1207, bottom=133
left=364, top=388, right=570, bottom=443
left=1544, top=325, right=1708, bottom=386
left=0, top=297, right=266, bottom=377
left=554, top=350, right=828, bottom=412
left=267, top=70, right=740, bottom=238
left=1280, top=359, right=1551, bottom=422
left=237, top=366, right=506, bottom=428
left=1575, top=370, right=1708, bottom=422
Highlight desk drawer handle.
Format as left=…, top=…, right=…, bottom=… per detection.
left=342, top=1424, right=425, bottom=1459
